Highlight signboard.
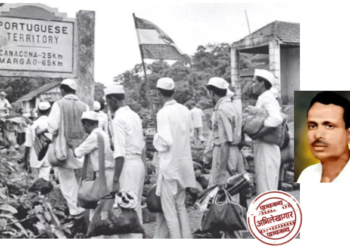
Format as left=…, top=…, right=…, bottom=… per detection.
left=0, top=17, right=74, bottom=73
left=0, top=4, right=77, bottom=78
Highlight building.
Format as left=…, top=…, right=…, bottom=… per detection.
left=14, top=81, right=61, bottom=115
left=231, top=21, right=300, bottom=105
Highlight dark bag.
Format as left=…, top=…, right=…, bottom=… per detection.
left=201, top=190, right=248, bottom=233
left=77, top=132, right=109, bottom=209
left=146, top=185, right=162, bottom=213
left=33, top=133, right=52, bottom=161
left=260, top=113, right=290, bottom=148
left=87, top=193, right=145, bottom=237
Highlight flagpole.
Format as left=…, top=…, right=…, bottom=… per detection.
left=133, top=13, right=157, bottom=131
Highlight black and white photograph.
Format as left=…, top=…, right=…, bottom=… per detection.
left=0, top=2, right=300, bottom=240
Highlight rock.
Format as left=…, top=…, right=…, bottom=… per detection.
left=285, top=171, right=294, bottom=184
left=280, top=182, right=293, bottom=192
left=28, top=178, right=53, bottom=195
left=142, top=207, right=156, bottom=224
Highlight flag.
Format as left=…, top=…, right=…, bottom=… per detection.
left=134, top=15, right=192, bottom=64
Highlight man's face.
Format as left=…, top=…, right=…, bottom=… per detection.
left=307, top=102, right=350, bottom=161
left=251, top=77, right=263, bottom=96
left=82, top=121, right=94, bottom=134
left=106, top=96, right=118, bottom=112
left=0, top=95, right=4, bottom=100
left=208, top=90, right=216, bottom=105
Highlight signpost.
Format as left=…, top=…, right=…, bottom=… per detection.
left=0, top=4, right=78, bottom=78
left=0, top=4, right=95, bottom=109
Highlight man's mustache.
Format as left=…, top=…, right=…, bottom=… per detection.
left=311, top=139, right=328, bottom=147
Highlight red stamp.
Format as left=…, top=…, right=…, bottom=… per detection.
left=247, top=191, right=302, bottom=246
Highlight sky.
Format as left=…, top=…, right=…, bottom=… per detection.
left=4, top=1, right=301, bottom=86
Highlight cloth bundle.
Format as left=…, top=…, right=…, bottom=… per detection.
left=242, top=106, right=289, bottom=147
left=114, top=191, right=138, bottom=210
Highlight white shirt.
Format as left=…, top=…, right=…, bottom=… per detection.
left=74, top=127, right=114, bottom=172
left=97, top=111, right=109, bottom=132
left=256, top=90, right=283, bottom=128
left=153, top=100, right=196, bottom=196
left=112, top=106, right=145, bottom=159
left=297, top=159, right=350, bottom=183
left=24, top=116, right=52, bottom=169
left=190, top=107, right=204, bottom=128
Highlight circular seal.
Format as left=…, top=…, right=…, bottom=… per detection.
left=247, top=191, right=302, bottom=246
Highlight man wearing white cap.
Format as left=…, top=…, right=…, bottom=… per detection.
left=0, top=91, right=11, bottom=116
left=152, top=77, right=196, bottom=239
left=37, top=79, right=89, bottom=217
left=24, top=101, right=52, bottom=181
left=104, top=84, right=146, bottom=239
left=203, top=82, right=237, bottom=168
left=206, top=77, right=245, bottom=186
left=94, top=100, right=109, bottom=133
left=73, top=111, right=114, bottom=222
left=251, top=69, right=283, bottom=195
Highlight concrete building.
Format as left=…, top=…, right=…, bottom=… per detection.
left=231, top=21, right=300, bottom=105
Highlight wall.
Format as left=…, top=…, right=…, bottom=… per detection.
left=280, top=46, right=300, bottom=105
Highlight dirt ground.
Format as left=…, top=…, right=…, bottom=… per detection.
left=143, top=190, right=300, bottom=239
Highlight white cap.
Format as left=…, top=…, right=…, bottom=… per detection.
left=0, top=91, right=6, bottom=96
left=207, top=77, right=228, bottom=90
left=94, top=101, right=101, bottom=111
left=254, top=69, right=277, bottom=85
left=104, top=84, right=125, bottom=96
left=157, top=78, right=175, bottom=90
left=61, top=79, right=77, bottom=90
left=81, top=111, right=99, bottom=121
left=38, top=101, right=51, bottom=111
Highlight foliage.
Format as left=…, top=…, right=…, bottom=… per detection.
left=0, top=148, right=76, bottom=239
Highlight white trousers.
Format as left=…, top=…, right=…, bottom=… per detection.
left=253, top=139, right=281, bottom=195
left=31, top=160, right=51, bottom=181
left=57, top=167, right=85, bottom=216
left=153, top=178, right=192, bottom=239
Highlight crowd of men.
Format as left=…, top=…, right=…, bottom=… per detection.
left=21, top=69, right=283, bottom=238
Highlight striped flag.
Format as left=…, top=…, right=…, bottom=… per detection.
left=134, top=15, right=191, bottom=64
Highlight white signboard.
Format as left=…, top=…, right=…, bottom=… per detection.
left=0, top=16, right=74, bottom=73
